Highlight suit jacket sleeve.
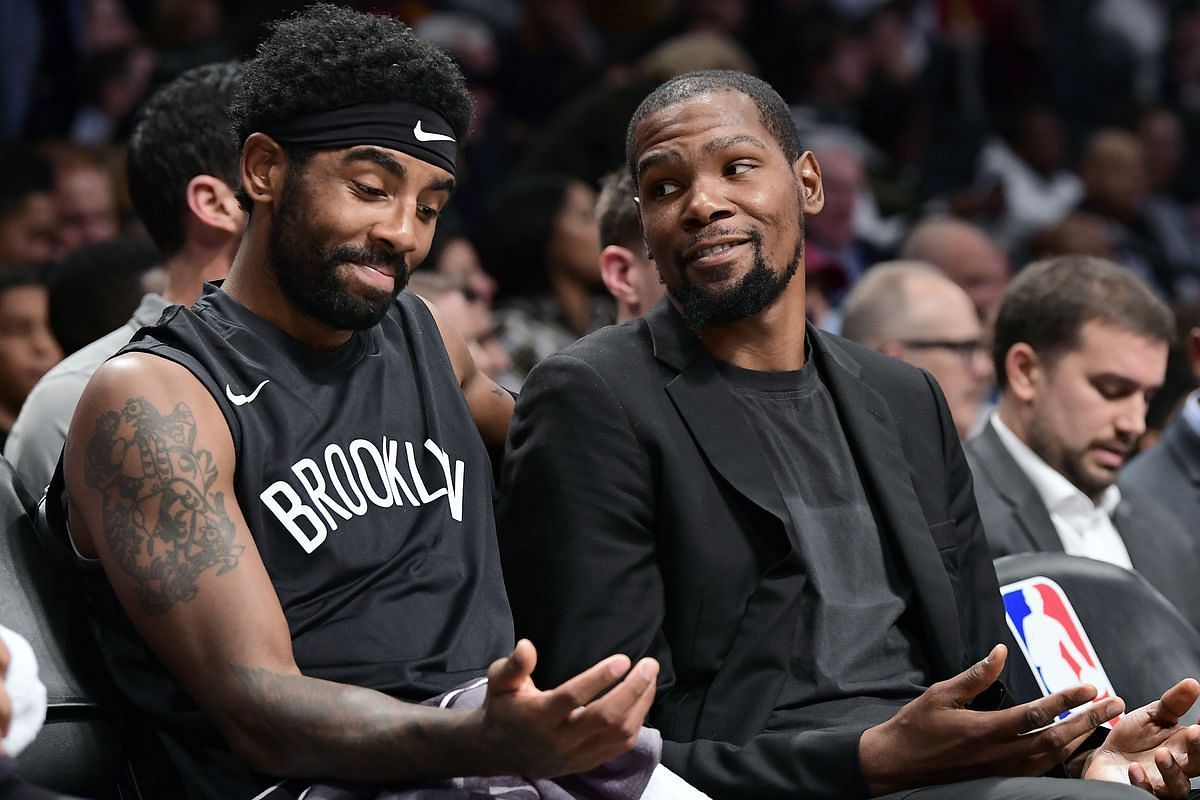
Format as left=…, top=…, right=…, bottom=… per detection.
left=498, top=353, right=880, bottom=799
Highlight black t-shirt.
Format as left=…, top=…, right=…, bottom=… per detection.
left=67, top=286, right=514, bottom=798
left=715, top=355, right=928, bottom=727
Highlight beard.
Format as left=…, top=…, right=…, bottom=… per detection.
left=1025, top=414, right=1127, bottom=502
left=268, top=170, right=409, bottom=331
left=667, top=227, right=803, bottom=331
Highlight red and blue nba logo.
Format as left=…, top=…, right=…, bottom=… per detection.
left=1000, top=576, right=1123, bottom=725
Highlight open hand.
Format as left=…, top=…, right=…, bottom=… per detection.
left=1083, top=678, right=1200, bottom=798
left=859, top=643, right=1124, bottom=795
left=475, top=639, right=658, bottom=779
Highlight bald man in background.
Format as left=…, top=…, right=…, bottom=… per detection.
left=842, top=261, right=992, bottom=440
left=901, top=217, right=1011, bottom=323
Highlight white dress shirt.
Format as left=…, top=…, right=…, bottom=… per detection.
left=990, top=415, right=1134, bottom=569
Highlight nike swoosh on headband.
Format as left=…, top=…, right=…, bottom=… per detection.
left=413, top=120, right=455, bottom=143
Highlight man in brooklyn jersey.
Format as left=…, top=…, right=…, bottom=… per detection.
left=55, top=5, right=665, bottom=799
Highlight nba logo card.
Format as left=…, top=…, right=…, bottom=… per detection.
left=1000, top=576, right=1123, bottom=725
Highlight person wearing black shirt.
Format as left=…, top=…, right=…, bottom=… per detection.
left=497, top=69, right=1200, bottom=799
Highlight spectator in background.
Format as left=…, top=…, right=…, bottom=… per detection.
left=1138, top=107, right=1200, bottom=292
left=842, top=261, right=992, bottom=441
left=966, top=255, right=1200, bottom=631
left=423, top=212, right=498, bottom=307
left=46, top=238, right=160, bottom=358
left=1028, top=212, right=1118, bottom=262
left=804, top=138, right=872, bottom=290
left=6, top=61, right=244, bottom=497
left=1122, top=300, right=1200, bottom=526
left=486, top=173, right=607, bottom=384
left=0, top=145, right=57, bottom=270
left=901, top=216, right=1011, bottom=323
left=595, top=167, right=664, bottom=324
left=0, top=272, right=60, bottom=451
left=1077, top=128, right=1180, bottom=298
left=976, top=105, right=1083, bottom=250
left=408, top=271, right=511, bottom=381
left=41, top=142, right=120, bottom=257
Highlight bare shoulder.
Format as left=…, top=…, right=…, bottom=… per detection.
left=65, top=351, right=240, bottom=609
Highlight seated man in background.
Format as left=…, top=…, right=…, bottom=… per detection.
left=901, top=216, right=1011, bottom=324
left=1122, top=302, right=1200, bottom=530
left=6, top=62, right=247, bottom=496
left=966, top=255, right=1200, bottom=631
left=595, top=167, right=665, bottom=324
left=499, top=68, right=1200, bottom=800
left=0, top=273, right=61, bottom=452
left=841, top=261, right=993, bottom=440
left=55, top=6, right=663, bottom=799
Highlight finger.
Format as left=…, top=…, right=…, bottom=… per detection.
left=992, top=684, right=1102, bottom=737
left=1171, top=725, right=1200, bottom=776
left=487, top=639, right=537, bottom=694
left=0, top=636, right=9, bottom=678
left=1155, top=679, right=1200, bottom=727
left=937, top=644, right=1007, bottom=706
left=547, top=652, right=632, bottom=714
left=1129, top=762, right=1153, bottom=793
left=1156, top=747, right=1191, bottom=798
left=569, top=658, right=659, bottom=725
left=1017, top=698, right=1124, bottom=762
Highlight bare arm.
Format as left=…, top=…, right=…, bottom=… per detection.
left=419, top=294, right=514, bottom=453
left=65, top=354, right=654, bottom=782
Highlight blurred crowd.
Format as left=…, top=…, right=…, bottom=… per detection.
left=4, top=0, right=1200, bottom=444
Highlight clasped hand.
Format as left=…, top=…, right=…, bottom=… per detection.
left=472, top=639, right=659, bottom=779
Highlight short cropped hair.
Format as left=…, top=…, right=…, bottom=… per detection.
left=993, top=255, right=1173, bottom=387
left=48, top=238, right=161, bottom=356
left=231, top=3, right=471, bottom=155
left=596, top=168, right=640, bottom=250
left=0, top=143, right=53, bottom=220
left=625, top=70, right=800, bottom=179
left=841, top=261, right=942, bottom=347
left=127, top=61, right=244, bottom=255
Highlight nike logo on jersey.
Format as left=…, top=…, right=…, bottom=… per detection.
left=226, top=380, right=270, bottom=406
left=413, top=120, right=455, bottom=143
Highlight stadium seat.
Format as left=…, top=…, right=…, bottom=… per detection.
left=0, top=454, right=135, bottom=797
left=994, top=553, right=1200, bottom=726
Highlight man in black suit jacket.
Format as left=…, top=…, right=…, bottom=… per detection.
left=965, top=256, right=1200, bottom=632
left=498, top=71, right=1200, bottom=799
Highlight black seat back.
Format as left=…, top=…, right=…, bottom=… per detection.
left=0, top=454, right=131, bottom=796
left=994, top=553, right=1200, bottom=724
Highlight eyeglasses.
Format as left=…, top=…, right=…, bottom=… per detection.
left=898, top=338, right=988, bottom=367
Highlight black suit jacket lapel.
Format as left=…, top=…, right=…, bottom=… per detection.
left=1164, top=412, right=1200, bottom=487
left=970, top=423, right=1065, bottom=554
left=811, top=330, right=962, bottom=677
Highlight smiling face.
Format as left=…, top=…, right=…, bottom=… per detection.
left=268, top=144, right=454, bottom=330
left=631, top=90, right=823, bottom=330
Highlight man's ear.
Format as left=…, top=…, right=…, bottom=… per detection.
left=599, top=245, right=638, bottom=305
left=186, top=175, right=244, bottom=235
left=240, top=133, right=288, bottom=209
left=796, top=150, right=824, bottom=215
left=1004, top=342, right=1042, bottom=403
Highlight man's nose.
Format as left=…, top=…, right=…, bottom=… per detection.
left=370, top=201, right=419, bottom=254
left=681, top=177, right=734, bottom=230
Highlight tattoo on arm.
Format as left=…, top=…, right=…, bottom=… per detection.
left=85, top=397, right=243, bottom=614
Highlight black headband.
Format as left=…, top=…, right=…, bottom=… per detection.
left=266, top=101, right=458, bottom=177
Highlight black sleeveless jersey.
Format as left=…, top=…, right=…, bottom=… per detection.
left=70, top=285, right=514, bottom=798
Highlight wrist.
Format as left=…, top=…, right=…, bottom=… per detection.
left=859, top=722, right=903, bottom=796
left=450, top=707, right=502, bottom=777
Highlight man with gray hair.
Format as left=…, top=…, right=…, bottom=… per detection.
left=967, top=255, right=1200, bottom=629
left=842, top=261, right=991, bottom=440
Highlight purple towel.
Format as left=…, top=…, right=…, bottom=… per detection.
left=254, top=678, right=662, bottom=800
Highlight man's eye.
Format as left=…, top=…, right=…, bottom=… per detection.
left=652, top=181, right=680, bottom=198
left=353, top=181, right=387, bottom=198
left=418, top=205, right=440, bottom=221
left=727, top=162, right=754, bottom=176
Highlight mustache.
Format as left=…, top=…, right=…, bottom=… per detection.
left=673, top=227, right=761, bottom=264
left=327, top=243, right=407, bottom=275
